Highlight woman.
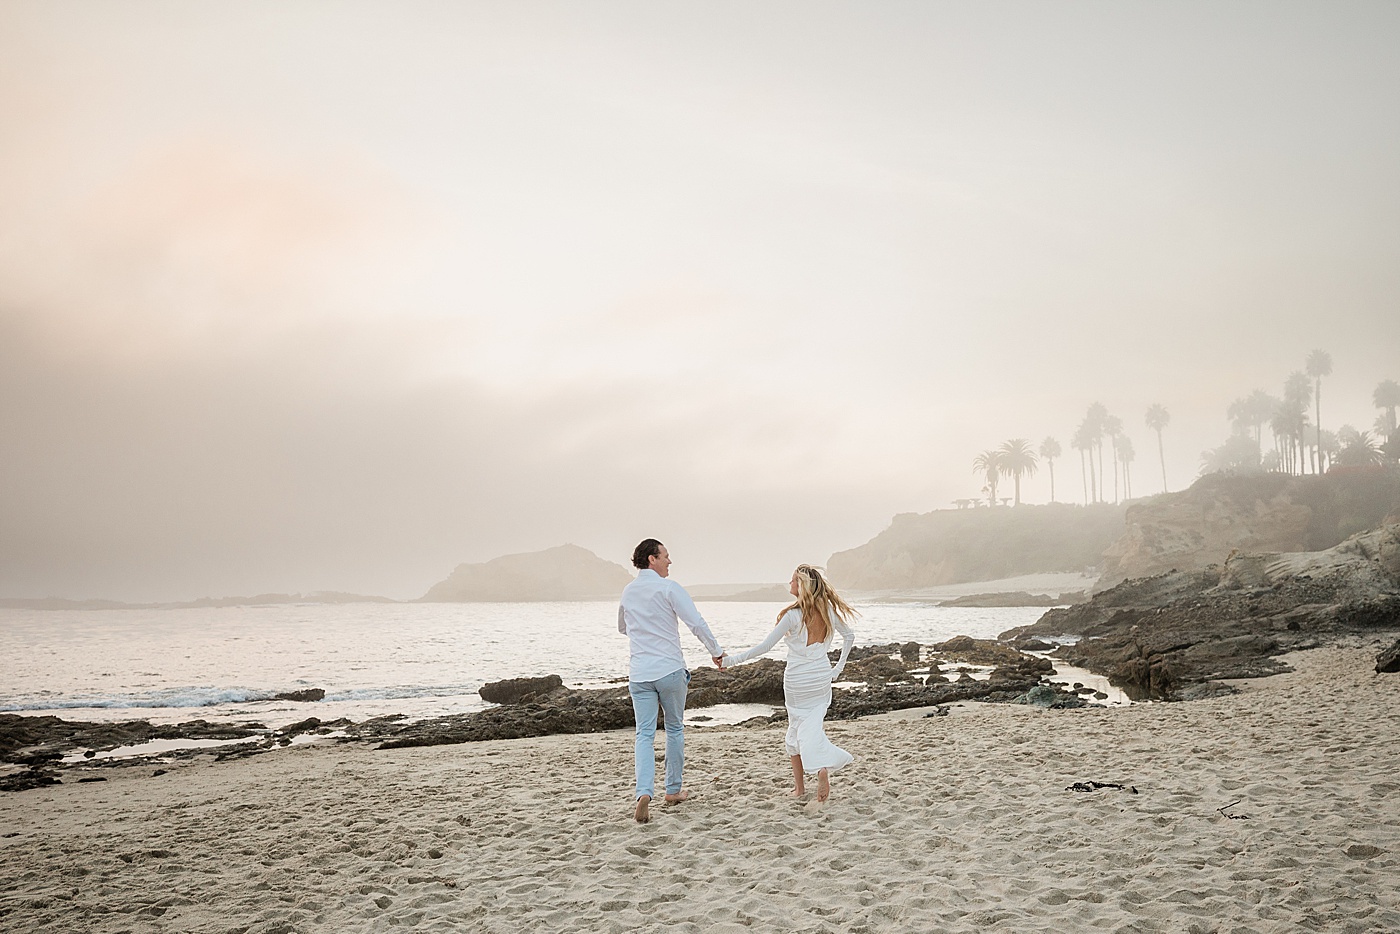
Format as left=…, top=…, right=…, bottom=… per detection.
left=721, top=564, right=857, bottom=804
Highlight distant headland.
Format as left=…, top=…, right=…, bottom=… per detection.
left=418, top=543, right=634, bottom=602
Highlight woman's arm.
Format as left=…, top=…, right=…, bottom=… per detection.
left=722, top=611, right=798, bottom=667
left=828, top=610, right=855, bottom=681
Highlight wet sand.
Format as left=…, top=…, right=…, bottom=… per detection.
left=2, top=644, right=1397, bottom=933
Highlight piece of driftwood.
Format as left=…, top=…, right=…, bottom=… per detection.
left=1218, top=800, right=1250, bottom=820
left=1066, top=780, right=1138, bottom=794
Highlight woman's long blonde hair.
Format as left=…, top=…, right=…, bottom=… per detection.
left=780, top=564, right=858, bottom=643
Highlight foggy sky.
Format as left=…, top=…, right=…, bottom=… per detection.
left=3, top=2, right=1399, bottom=600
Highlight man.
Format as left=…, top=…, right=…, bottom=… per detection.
left=617, top=538, right=724, bottom=824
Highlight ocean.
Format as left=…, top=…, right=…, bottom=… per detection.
left=0, top=600, right=1116, bottom=733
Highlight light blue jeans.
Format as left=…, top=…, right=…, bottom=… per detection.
left=629, top=667, right=689, bottom=800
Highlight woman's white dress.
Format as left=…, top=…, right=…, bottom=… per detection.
left=724, top=607, right=855, bottom=774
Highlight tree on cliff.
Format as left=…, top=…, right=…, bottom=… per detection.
left=1038, top=436, right=1062, bottom=502
left=1279, top=371, right=1312, bottom=475
left=1071, top=422, right=1093, bottom=504
left=1314, top=428, right=1339, bottom=473
left=1083, top=402, right=1110, bottom=503
left=972, top=449, right=1003, bottom=506
left=1115, top=433, right=1136, bottom=499
left=998, top=438, right=1038, bottom=506
left=1229, top=389, right=1278, bottom=462
left=1375, top=379, right=1400, bottom=435
left=1306, top=349, right=1332, bottom=475
left=1145, top=403, right=1170, bottom=493
left=1103, top=412, right=1124, bottom=504
left=1200, top=434, right=1262, bottom=475
left=1335, top=429, right=1383, bottom=468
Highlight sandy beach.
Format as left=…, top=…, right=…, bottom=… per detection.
left=2, top=642, right=1397, bottom=933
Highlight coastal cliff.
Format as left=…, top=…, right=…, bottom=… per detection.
left=827, top=503, right=1125, bottom=591
left=420, top=544, right=633, bottom=602
left=1097, top=471, right=1400, bottom=590
left=1006, top=521, right=1400, bottom=700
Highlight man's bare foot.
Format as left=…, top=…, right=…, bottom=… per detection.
left=816, top=769, right=830, bottom=803
left=634, top=795, right=651, bottom=823
left=790, top=787, right=807, bottom=799
left=663, top=790, right=690, bottom=805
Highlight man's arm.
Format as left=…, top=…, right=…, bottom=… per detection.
left=617, top=604, right=627, bottom=634
left=667, top=582, right=723, bottom=658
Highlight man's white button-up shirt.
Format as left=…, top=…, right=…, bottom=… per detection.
left=618, top=569, right=725, bottom=683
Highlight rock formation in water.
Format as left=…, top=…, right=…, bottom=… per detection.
left=1005, top=522, right=1400, bottom=700
left=420, top=543, right=634, bottom=602
left=1097, top=471, right=1400, bottom=590
left=826, top=502, right=1124, bottom=591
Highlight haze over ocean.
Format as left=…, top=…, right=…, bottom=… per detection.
left=3, top=2, right=1398, bottom=602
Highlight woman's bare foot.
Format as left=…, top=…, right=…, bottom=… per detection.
left=663, top=789, right=690, bottom=805
left=816, top=769, right=830, bottom=803
left=634, top=795, right=651, bottom=823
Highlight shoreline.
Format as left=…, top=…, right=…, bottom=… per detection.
left=2, top=643, right=1395, bottom=931
left=0, top=637, right=1086, bottom=776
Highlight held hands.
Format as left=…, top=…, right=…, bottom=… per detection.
left=713, top=655, right=727, bottom=670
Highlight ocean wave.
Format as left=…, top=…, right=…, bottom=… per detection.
left=0, top=684, right=480, bottom=712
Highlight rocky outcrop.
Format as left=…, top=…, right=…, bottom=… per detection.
left=273, top=688, right=325, bottom=702
left=361, top=637, right=1072, bottom=749
left=940, top=591, right=1085, bottom=608
left=420, top=544, right=634, bottom=602
left=1098, top=471, right=1400, bottom=590
left=0, top=715, right=267, bottom=766
left=478, top=675, right=565, bottom=705
left=1377, top=639, right=1400, bottom=674
left=827, top=503, right=1124, bottom=590
left=1006, top=523, right=1400, bottom=699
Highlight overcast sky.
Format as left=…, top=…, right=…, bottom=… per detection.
left=3, top=1, right=1398, bottom=600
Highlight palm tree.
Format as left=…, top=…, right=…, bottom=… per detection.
left=1201, top=435, right=1264, bottom=475
left=998, top=439, right=1038, bottom=506
left=1336, top=430, right=1383, bottom=468
left=1283, top=372, right=1312, bottom=475
left=1038, top=436, right=1062, bottom=503
left=972, top=449, right=1003, bottom=507
left=1145, top=403, right=1169, bottom=493
left=1103, top=413, right=1123, bottom=504
left=1070, top=426, right=1090, bottom=505
left=1375, top=379, right=1400, bottom=435
left=1317, top=428, right=1339, bottom=473
left=1271, top=401, right=1308, bottom=475
left=1084, top=402, right=1109, bottom=502
left=1305, top=350, right=1332, bottom=474
left=1115, top=434, right=1136, bottom=499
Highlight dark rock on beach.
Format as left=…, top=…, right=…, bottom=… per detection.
left=0, top=714, right=266, bottom=767
left=1377, top=638, right=1400, bottom=674
left=835, top=642, right=907, bottom=664
left=362, top=640, right=1062, bottom=750
left=1014, top=684, right=1087, bottom=709
left=361, top=687, right=639, bottom=749
left=689, top=660, right=786, bottom=704
left=933, top=635, right=1052, bottom=672
left=273, top=688, right=326, bottom=702
left=0, top=769, right=62, bottom=792
left=842, top=655, right=911, bottom=683
left=478, top=675, right=565, bottom=705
